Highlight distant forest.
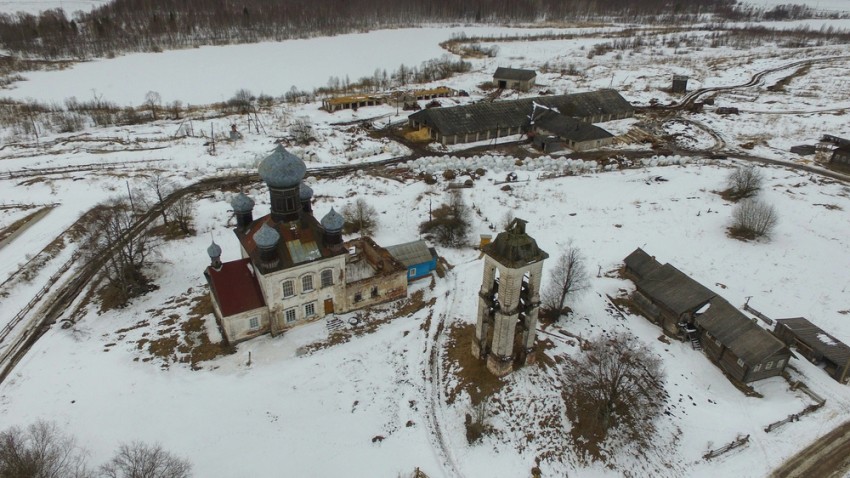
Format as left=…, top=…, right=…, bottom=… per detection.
left=0, top=0, right=739, bottom=59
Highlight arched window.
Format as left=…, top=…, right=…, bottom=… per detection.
left=302, top=274, right=314, bottom=293
left=321, top=269, right=334, bottom=288
left=282, top=280, right=295, bottom=298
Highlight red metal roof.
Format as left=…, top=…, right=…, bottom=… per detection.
left=205, top=258, right=266, bottom=317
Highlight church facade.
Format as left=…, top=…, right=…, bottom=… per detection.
left=204, top=145, right=408, bottom=344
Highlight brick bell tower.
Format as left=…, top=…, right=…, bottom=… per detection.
left=472, top=218, right=548, bottom=376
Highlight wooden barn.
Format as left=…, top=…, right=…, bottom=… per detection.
left=529, top=109, right=614, bottom=152
left=623, top=248, right=790, bottom=383
left=407, top=89, right=633, bottom=146
left=774, top=317, right=850, bottom=383
left=493, top=67, right=536, bottom=91
left=696, top=297, right=790, bottom=383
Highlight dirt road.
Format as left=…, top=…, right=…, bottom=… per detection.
left=770, top=421, right=850, bottom=478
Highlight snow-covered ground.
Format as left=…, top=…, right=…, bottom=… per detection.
left=2, top=14, right=850, bottom=478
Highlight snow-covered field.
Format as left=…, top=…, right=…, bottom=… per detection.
left=2, top=8, right=850, bottom=478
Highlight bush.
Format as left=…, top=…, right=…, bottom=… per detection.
left=725, top=165, right=763, bottom=200
left=419, top=190, right=470, bottom=247
left=730, top=198, right=778, bottom=239
left=341, top=198, right=378, bottom=235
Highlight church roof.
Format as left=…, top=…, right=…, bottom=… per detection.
left=483, top=218, right=548, bottom=268
left=254, top=223, right=280, bottom=249
left=207, top=240, right=222, bottom=258
left=231, top=192, right=255, bottom=213
left=236, top=214, right=346, bottom=275
left=321, top=207, right=345, bottom=231
left=299, top=183, right=314, bottom=200
left=205, top=258, right=266, bottom=317
left=258, top=144, right=306, bottom=189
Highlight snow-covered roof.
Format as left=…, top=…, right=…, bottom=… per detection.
left=776, top=317, right=850, bottom=367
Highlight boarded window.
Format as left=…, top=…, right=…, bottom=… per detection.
left=321, top=269, right=334, bottom=287
left=753, top=364, right=762, bottom=372
left=285, top=308, right=297, bottom=323
left=282, top=280, right=295, bottom=298
left=765, top=361, right=774, bottom=370
left=302, top=274, right=314, bottom=292
left=777, top=359, right=785, bottom=368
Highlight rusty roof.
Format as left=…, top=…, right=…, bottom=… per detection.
left=205, top=259, right=266, bottom=317
left=235, top=214, right=346, bottom=275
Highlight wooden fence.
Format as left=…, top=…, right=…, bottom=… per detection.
left=703, top=434, right=750, bottom=460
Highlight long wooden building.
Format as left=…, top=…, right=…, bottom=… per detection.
left=407, top=89, right=633, bottom=146
left=624, top=248, right=791, bottom=384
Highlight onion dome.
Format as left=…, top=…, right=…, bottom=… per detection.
left=258, top=144, right=306, bottom=189
left=253, top=223, right=280, bottom=249
left=299, top=183, right=314, bottom=200
left=321, top=207, right=345, bottom=232
left=207, top=240, right=222, bottom=258
left=231, top=192, right=255, bottom=213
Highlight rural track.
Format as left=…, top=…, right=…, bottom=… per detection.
left=423, top=266, right=466, bottom=478
left=770, top=420, right=850, bottom=478
left=0, top=159, right=166, bottom=180
left=649, top=55, right=850, bottom=111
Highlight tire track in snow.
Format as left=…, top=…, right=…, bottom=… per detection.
left=422, top=265, right=468, bottom=478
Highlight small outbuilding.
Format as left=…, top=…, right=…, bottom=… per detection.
left=386, top=240, right=438, bottom=281
left=672, top=75, right=689, bottom=94
left=493, top=67, right=537, bottom=91
left=774, top=317, right=850, bottom=383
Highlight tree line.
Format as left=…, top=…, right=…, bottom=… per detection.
left=0, top=0, right=734, bottom=60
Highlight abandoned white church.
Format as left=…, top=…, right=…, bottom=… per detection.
left=204, top=145, right=408, bottom=344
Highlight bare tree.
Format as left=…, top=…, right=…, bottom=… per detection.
left=499, top=210, right=514, bottom=230
left=144, top=173, right=173, bottom=227
left=731, top=198, right=778, bottom=239
left=341, top=198, right=378, bottom=235
left=542, top=242, right=589, bottom=315
left=143, top=91, right=161, bottom=121
left=0, top=420, right=92, bottom=478
left=167, top=195, right=196, bottom=236
left=100, top=442, right=191, bottom=478
left=290, top=117, right=314, bottom=144
left=83, top=199, right=159, bottom=308
left=419, top=189, right=470, bottom=247
left=228, top=89, right=253, bottom=114
left=562, top=332, right=666, bottom=461
left=725, top=165, right=763, bottom=200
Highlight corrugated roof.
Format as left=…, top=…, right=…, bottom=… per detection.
left=533, top=109, right=613, bottom=142
left=205, top=259, right=266, bottom=317
left=408, top=90, right=632, bottom=137
left=776, top=317, right=850, bottom=366
left=636, top=263, right=716, bottom=316
left=624, top=248, right=661, bottom=280
left=696, top=297, right=788, bottom=365
left=386, top=240, right=435, bottom=267
left=494, top=67, right=537, bottom=81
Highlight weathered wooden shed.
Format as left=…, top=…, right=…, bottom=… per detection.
left=774, top=317, right=850, bottom=383
left=696, top=297, right=790, bottom=383
left=530, top=109, right=614, bottom=152
left=407, top=90, right=633, bottom=146
left=493, top=67, right=536, bottom=91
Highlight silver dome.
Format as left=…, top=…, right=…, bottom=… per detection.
left=258, top=145, right=306, bottom=189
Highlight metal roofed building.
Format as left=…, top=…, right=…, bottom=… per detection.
left=407, top=89, right=633, bottom=146
left=530, top=108, right=615, bottom=153
left=385, top=240, right=438, bottom=281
